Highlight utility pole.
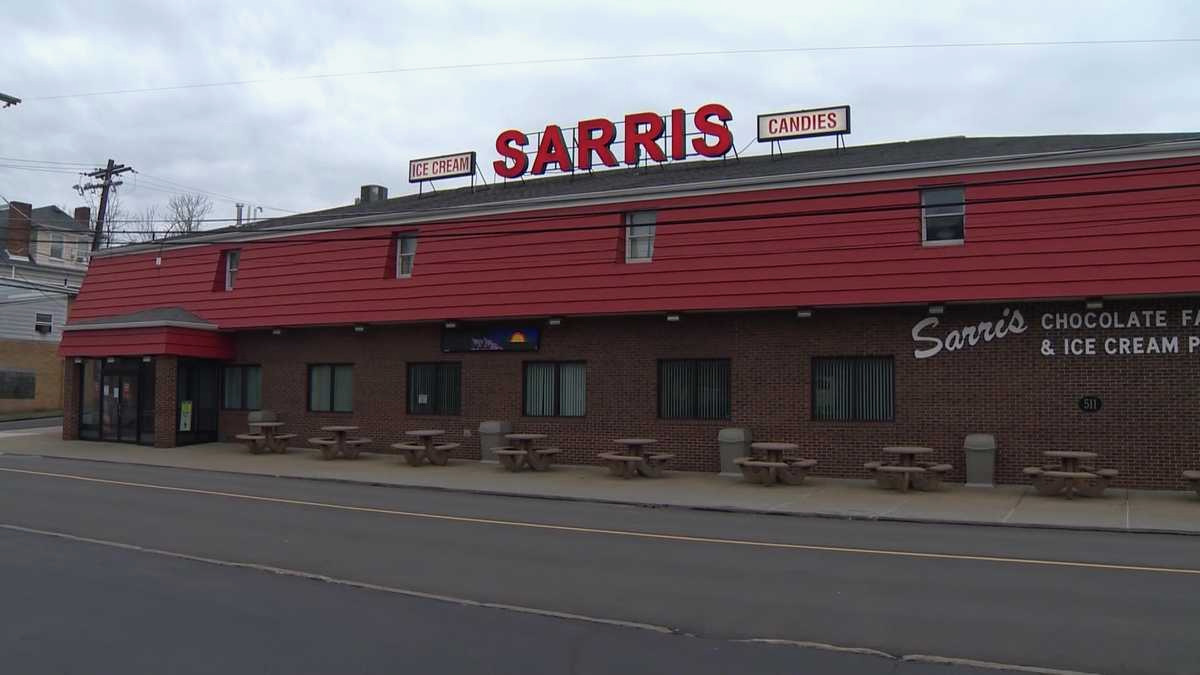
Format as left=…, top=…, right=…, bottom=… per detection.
left=76, top=159, right=134, bottom=251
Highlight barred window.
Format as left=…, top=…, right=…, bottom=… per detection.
left=658, top=359, right=730, bottom=419
left=812, top=357, right=894, bottom=422
left=524, top=361, right=586, bottom=417
left=408, top=362, right=461, bottom=415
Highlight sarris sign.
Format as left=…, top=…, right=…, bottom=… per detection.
left=492, top=103, right=734, bottom=179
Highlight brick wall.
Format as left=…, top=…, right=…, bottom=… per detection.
left=154, top=356, right=178, bottom=448
left=0, top=338, right=64, bottom=414
left=62, top=358, right=79, bottom=439
left=219, top=298, right=1200, bottom=490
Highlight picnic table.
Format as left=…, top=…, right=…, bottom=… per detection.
left=493, top=433, right=563, bottom=472
left=390, top=429, right=461, bottom=467
left=308, top=425, right=371, bottom=460
left=597, top=438, right=674, bottom=478
left=1024, top=450, right=1118, bottom=499
left=1184, top=470, right=1200, bottom=497
left=865, top=446, right=952, bottom=492
left=235, top=421, right=296, bottom=454
left=733, top=442, right=818, bottom=486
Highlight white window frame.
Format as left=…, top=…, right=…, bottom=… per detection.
left=48, top=233, right=64, bottom=260
left=920, top=187, right=966, bottom=246
left=224, top=250, right=240, bottom=291
left=625, top=211, right=656, bottom=263
left=395, top=234, right=417, bottom=278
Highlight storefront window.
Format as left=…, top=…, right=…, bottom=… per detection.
left=309, top=364, right=353, bottom=412
left=524, top=361, right=586, bottom=417
left=222, top=365, right=262, bottom=410
left=658, top=359, right=730, bottom=419
left=812, top=357, right=894, bottom=422
left=79, top=359, right=101, bottom=440
left=407, top=363, right=461, bottom=415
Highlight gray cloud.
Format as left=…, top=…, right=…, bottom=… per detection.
left=3, top=0, right=1198, bottom=230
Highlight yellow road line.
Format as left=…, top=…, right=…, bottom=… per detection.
left=2, top=465, right=1197, bottom=576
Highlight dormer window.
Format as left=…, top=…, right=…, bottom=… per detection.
left=224, top=250, right=240, bottom=291
left=625, top=211, right=656, bottom=262
left=395, top=234, right=417, bottom=278
left=49, top=233, right=64, bottom=259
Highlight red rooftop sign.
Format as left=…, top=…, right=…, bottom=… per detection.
left=492, top=103, right=734, bottom=179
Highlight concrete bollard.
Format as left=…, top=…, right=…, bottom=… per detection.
left=718, top=428, right=753, bottom=476
left=478, top=420, right=513, bottom=463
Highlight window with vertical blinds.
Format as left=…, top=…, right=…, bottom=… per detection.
left=222, top=365, right=262, bottom=410
left=658, top=359, right=730, bottom=419
left=308, top=364, right=353, bottom=412
left=523, top=361, right=586, bottom=417
left=407, top=363, right=462, bottom=415
left=811, top=357, right=894, bottom=421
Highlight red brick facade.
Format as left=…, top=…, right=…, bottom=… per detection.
left=198, top=298, right=1200, bottom=490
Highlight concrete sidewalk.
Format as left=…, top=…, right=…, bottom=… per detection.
left=2, top=429, right=1197, bottom=534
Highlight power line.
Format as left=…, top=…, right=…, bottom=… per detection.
left=24, top=38, right=1200, bottom=101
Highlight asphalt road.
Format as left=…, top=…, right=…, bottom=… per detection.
left=0, top=454, right=1197, bottom=675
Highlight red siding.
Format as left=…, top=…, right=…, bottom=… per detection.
left=59, top=327, right=235, bottom=359
left=67, top=157, right=1200, bottom=330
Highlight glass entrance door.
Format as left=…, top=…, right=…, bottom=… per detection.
left=100, top=373, right=139, bottom=443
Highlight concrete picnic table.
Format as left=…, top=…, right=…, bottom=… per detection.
left=867, top=447, right=950, bottom=492
left=881, top=446, right=935, bottom=467
left=733, top=442, right=819, bottom=486
left=597, top=438, right=674, bottom=478
left=308, top=425, right=370, bottom=460
left=247, top=421, right=294, bottom=454
left=390, top=430, right=461, bottom=467
left=494, top=433, right=562, bottom=472
left=1024, top=450, right=1116, bottom=499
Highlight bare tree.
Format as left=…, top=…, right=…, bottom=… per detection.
left=122, top=205, right=161, bottom=243
left=81, top=189, right=127, bottom=248
left=166, top=193, right=213, bottom=235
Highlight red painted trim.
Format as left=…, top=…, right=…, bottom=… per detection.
left=59, top=327, right=235, bottom=359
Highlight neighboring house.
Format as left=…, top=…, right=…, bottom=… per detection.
left=0, top=202, right=91, bottom=415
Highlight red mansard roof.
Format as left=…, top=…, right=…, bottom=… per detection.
left=64, top=134, right=1200, bottom=334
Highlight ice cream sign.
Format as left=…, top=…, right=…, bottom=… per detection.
left=911, top=307, right=1200, bottom=359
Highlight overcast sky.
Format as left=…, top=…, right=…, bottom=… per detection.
left=3, top=0, right=1198, bottom=229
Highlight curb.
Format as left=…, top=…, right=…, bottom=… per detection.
left=4, top=451, right=1198, bottom=537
